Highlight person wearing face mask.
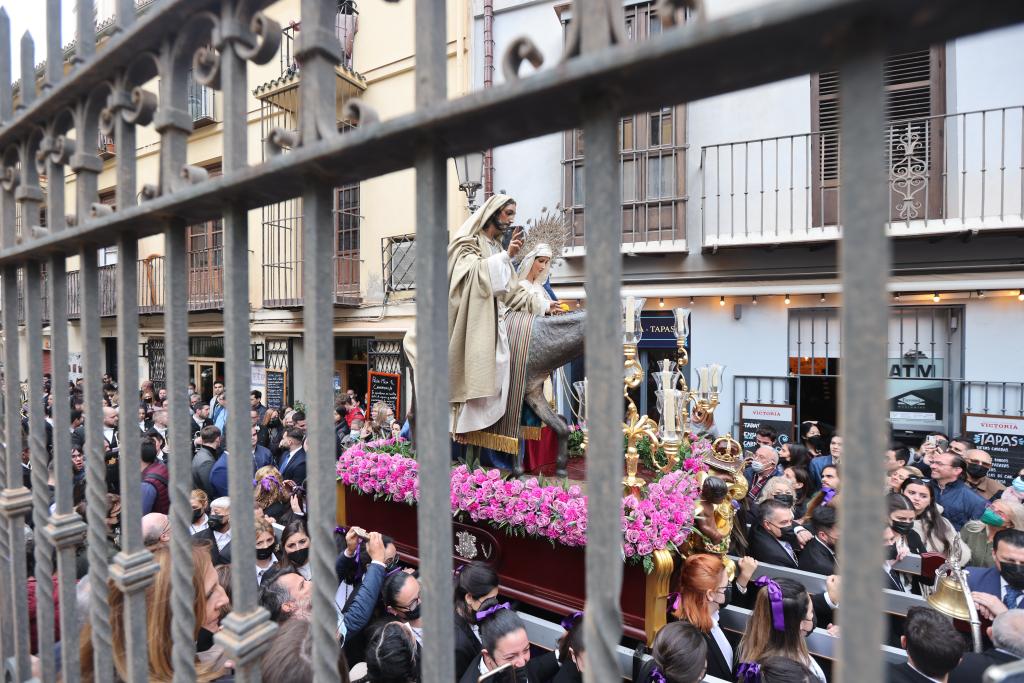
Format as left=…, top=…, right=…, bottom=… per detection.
left=961, top=499, right=1024, bottom=568
left=964, top=448, right=1006, bottom=502
left=191, top=496, right=231, bottom=566
left=670, top=553, right=756, bottom=679
left=280, top=520, right=312, bottom=580
left=750, top=499, right=804, bottom=568
left=886, top=494, right=929, bottom=595
left=799, top=421, right=825, bottom=457
left=899, top=477, right=972, bottom=566
left=1002, top=469, right=1024, bottom=506
left=745, top=446, right=784, bottom=502
left=382, top=572, right=424, bottom=646
left=254, top=518, right=279, bottom=586
left=966, top=529, right=1024, bottom=620
left=190, top=489, right=209, bottom=534
left=453, top=561, right=501, bottom=680
left=457, top=598, right=557, bottom=683
left=799, top=506, right=839, bottom=576
left=736, top=576, right=826, bottom=683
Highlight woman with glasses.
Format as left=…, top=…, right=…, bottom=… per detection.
left=900, top=477, right=971, bottom=565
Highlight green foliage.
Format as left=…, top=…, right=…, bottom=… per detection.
left=567, top=429, right=585, bottom=459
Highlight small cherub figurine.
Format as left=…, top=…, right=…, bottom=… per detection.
left=694, top=475, right=729, bottom=545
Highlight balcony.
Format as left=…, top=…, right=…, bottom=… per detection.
left=253, top=9, right=366, bottom=108
left=66, top=265, right=118, bottom=320
left=700, top=105, right=1024, bottom=248
left=262, top=185, right=361, bottom=308
left=187, top=70, right=217, bottom=128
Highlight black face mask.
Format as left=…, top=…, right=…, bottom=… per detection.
left=807, top=435, right=826, bottom=452
left=196, top=627, right=215, bottom=653
left=885, top=543, right=899, bottom=561
left=998, top=561, right=1024, bottom=590
left=890, top=520, right=915, bottom=536
left=207, top=515, right=225, bottom=532
left=777, top=524, right=799, bottom=545
left=512, top=666, right=530, bottom=683
left=256, top=546, right=275, bottom=561
left=401, top=602, right=422, bottom=622
left=192, top=508, right=204, bottom=523
left=287, top=548, right=309, bottom=567
left=802, top=611, right=818, bottom=637
left=773, top=494, right=795, bottom=507
left=720, top=585, right=734, bottom=606
left=966, top=463, right=990, bottom=479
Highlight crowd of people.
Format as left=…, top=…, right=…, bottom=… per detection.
left=13, top=372, right=1024, bottom=682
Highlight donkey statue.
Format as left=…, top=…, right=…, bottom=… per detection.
left=405, top=310, right=585, bottom=478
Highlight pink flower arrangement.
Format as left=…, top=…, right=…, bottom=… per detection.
left=336, top=441, right=702, bottom=567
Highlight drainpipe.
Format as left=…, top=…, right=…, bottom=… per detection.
left=482, top=0, right=494, bottom=197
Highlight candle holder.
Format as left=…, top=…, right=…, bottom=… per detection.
left=622, top=296, right=646, bottom=390
left=572, top=379, right=588, bottom=454
left=672, top=307, right=691, bottom=368
left=623, top=393, right=659, bottom=489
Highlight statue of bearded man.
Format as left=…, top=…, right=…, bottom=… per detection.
left=448, top=193, right=543, bottom=439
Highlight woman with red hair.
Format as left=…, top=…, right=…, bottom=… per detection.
left=672, top=553, right=757, bottom=679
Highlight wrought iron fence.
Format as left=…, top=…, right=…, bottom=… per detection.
left=701, top=105, right=1024, bottom=246
left=0, top=1, right=1020, bottom=682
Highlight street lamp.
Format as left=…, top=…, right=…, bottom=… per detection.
left=453, top=151, right=484, bottom=211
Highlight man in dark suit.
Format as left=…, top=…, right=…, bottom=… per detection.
left=277, top=427, right=307, bottom=485
left=888, top=606, right=964, bottom=683
left=967, top=529, right=1024, bottom=617
left=749, top=499, right=802, bottom=568
left=799, top=505, right=838, bottom=575
left=209, top=425, right=275, bottom=498
left=950, top=609, right=1024, bottom=683
left=190, top=403, right=213, bottom=441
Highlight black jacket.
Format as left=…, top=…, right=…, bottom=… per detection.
left=454, top=616, right=482, bottom=682
left=191, top=527, right=231, bottom=566
left=949, top=648, right=1020, bottom=683
left=748, top=524, right=799, bottom=568
left=458, top=652, right=558, bottom=683
left=798, top=537, right=837, bottom=575
left=887, top=662, right=939, bottom=683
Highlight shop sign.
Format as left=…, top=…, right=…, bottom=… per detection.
left=266, top=370, right=287, bottom=409
left=638, top=311, right=680, bottom=350
left=740, top=403, right=795, bottom=452
left=888, top=358, right=944, bottom=423
left=369, top=371, right=401, bottom=418
left=962, top=413, right=1024, bottom=484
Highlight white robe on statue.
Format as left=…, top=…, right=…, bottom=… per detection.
left=450, top=241, right=515, bottom=434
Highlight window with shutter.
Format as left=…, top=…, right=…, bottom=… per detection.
left=559, top=1, right=686, bottom=248
left=811, top=47, right=945, bottom=225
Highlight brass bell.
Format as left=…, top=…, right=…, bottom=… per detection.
left=927, top=569, right=972, bottom=621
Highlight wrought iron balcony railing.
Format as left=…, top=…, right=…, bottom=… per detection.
left=700, top=105, right=1024, bottom=247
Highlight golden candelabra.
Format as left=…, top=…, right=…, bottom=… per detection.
left=576, top=302, right=726, bottom=491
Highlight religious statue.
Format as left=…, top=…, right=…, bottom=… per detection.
left=685, top=434, right=747, bottom=577
left=446, top=193, right=526, bottom=440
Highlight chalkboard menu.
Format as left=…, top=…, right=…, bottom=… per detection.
left=962, top=413, right=1024, bottom=484
left=739, top=403, right=796, bottom=452
left=266, top=370, right=287, bottom=409
left=368, top=371, right=401, bottom=418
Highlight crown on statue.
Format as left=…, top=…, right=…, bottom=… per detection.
left=705, top=434, right=743, bottom=473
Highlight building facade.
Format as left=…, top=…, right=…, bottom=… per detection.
left=9, top=0, right=477, bottom=417
left=476, top=0, right=1024, bottom=449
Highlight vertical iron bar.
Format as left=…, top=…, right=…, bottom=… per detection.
left=80, top=245, right=114, bottom=683
left=111, top=229, right=158, bottom=683
left=115, top=0, right=134, bottom=31
left=44, top=0, right=62, bottom=91
left=298, top=0, right=343, bottom=678
left=216, top=11, right=276, bottom=676
left=837, top=48, right=888, bottom=683
left=26, top=260, right=57, bottom=683
left=164, top=218, right=197, bottom=682
left=413, top=0, right=454, bottom=678
left=74, top=0, right=96, bottom=65
left=20, top=32, right=36, bottom=110
left=579, top=2, right=625, bottom=679
left=46, top=252, right=86, bottom=683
